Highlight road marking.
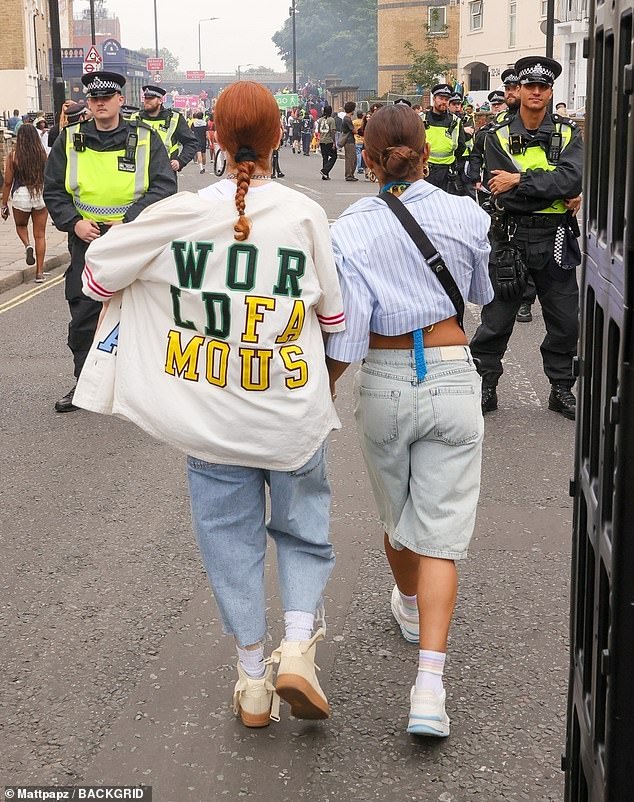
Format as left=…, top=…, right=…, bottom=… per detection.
left=293, top=183, right=321, bottom=197
left=0, top=274, right=64, bottom=315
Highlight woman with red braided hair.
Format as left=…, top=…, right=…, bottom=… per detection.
left=74, top=81, right=345, bottom=728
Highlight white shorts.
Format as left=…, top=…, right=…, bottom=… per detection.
left=11, top=185, right=46, bottom=213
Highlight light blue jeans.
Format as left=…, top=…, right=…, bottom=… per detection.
left=186, top=442, right=335, bottom=647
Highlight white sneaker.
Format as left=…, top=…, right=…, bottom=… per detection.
left=232, top=661, right=280, bottom=728
left=271, top=628, right=330, bottom=719
left=390, top=585, right=419, bottom=643
left=407, top=686, right=450, bottom=737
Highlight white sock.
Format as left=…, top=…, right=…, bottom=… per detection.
left=399, top=590, right=418, bottom=614
left=284, top=610, right=314, bottom=642
left=237, top=644, right=265, bottom=678
left=415, top=649, right=446, bottom=695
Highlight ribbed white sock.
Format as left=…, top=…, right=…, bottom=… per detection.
left=415, top=649, right=446, bottom=695
left=237, top=644, right=265, bottom=678
left=399, top=590, right=418, bottom=613
left=284, top=610, right=314, bottom=642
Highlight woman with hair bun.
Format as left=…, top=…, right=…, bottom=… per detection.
left=326, top=103, right=494, bottom=737
left=75, top=81, right=345, bottom=728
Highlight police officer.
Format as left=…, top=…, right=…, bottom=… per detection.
left=500, top=67, right=537, bottom=324
left=133, top=85, right=197, bottom=173
left=44, top=71, right=177, bottom=412
left=470, top=56, right=583, bottom=420
left=467, top=89, right=507, bottom=192
left=448, top=90, right=475, bottom=197
left=422, top=83, right=466, bottom=193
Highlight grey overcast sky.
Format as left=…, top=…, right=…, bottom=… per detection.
left=100, top=0, right=291, bottom=74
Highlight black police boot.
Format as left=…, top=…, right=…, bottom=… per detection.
left=54, top=385, right=79, bottom=413
left=516, top=303, right=533, bottom=323
left=548, top=384, right=576, bottom=421
left=481, top=384, right=498, bottom=414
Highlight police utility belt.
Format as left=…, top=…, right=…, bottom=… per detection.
left=73, top=129, right=140, bottom=172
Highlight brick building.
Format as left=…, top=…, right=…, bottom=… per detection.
left=377, top=0, right=460, bottom=97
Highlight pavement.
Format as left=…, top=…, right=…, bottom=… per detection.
left=0, top=215, right=69, bottom=292
left=0, top=155, right=576, bottom=802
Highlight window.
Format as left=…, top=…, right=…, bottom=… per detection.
left=428, top=6, right=447, bottom=34
left=469, top=1, right=483, bottom=31
left=509, top=1, right=517, bottom=47
left=541, top=0, right=548, bottom=16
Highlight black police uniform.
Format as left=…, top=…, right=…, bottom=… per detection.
left=469, top=57, right=583, bottom=419
left=43, top=74, right=176, bottom=404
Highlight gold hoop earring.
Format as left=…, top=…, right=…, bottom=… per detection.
left=422, top=163, right=430, bottom=178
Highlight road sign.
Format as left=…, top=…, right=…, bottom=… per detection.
left=153, top=74, right=162, bottom=83
left=146, top=57, right=164, bottom=72
left=274, top=93, right=300, bottom=110
left=85, top=45, right=102, bottom=64
left=82, top=62, right=97, bottom=73
left=186, top=70, right=206, bottom=80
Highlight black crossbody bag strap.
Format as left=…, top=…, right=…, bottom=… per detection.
left=379, top=191, right=465, bottom=331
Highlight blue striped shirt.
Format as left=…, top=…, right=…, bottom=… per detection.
left=325, top=180, right=494, bottom=363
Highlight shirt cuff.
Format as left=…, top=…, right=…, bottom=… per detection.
left=82, top=264, right=115, bottom=301
left=325, top=333, right=367, bottom=364
left=317, top=310, right=345, bottom=332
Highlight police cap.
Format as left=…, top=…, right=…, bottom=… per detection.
left=121, top=104, right=140, bottom=117
left=488, top=90, right=505, bottom=105
left=393, top=97, right=412, bottom=107
left=514, top=56, right=562, bottom=86
left=448, top=93, right=463, bottom=104
left=431, top=83, right=453, bottom=98
left=501, top=68, right=520, bottom=86
left=142, top=85, right=167, bottom=99
left=81, top=71, right=126, bottom=97
left=66, top=102, right=87, bottom=124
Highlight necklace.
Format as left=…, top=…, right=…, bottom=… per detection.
left=226, top=173, right=272, bottom=180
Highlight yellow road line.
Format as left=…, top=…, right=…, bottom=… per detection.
left=0, top=273, right=65, bottom=315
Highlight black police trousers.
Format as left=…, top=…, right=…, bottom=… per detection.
left=65, top=234, right=102, bottom=380
left=426, top=163, right=450, bottom=192
left=470, top=222, right=579, bottom=388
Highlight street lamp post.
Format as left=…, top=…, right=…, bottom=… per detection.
left=289, top=0, right=297, bottom=93
left=545, top=0, right=555, bottom=58
left=89, top=0, right=96, bottom=45
left=47, top=0, right=66, bottom=119
left=198, top=17, right=219, bottom=73
left=153, top=0, right=159, bottom=58
left=237, top=63, right=254, bottom=81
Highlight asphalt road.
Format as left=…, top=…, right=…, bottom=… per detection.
left=0, top=150, right=575, bottom=802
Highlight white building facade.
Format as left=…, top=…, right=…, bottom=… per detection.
left=0, top=0, right=51, bottom=115
left=457, top=0, right=564, bottom=94
left=554, top=0, right=590, bottom=112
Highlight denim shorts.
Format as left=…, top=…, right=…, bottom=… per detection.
left=353, top=346, right=484, bottom=560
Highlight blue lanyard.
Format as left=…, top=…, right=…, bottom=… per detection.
left=413, top=328, right=427, bottom=381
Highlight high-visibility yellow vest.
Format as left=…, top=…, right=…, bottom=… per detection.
left=425, top=113, right=461, bottom=165
left=494, top=121, right=573, bottom=214
left=65, top=123, right=151, bottom=223
left=132, top=110, right=181, bottom=158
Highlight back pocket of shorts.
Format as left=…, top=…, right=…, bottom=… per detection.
left=356, top=387, right=401, bottom=445
left=430, top=385, right=481, bottom=446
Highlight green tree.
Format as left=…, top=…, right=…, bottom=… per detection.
left=138, top=47, right=180, bottom=76
left=401, top=24, right=450, bottom=94
left=272, top=0, right=377, bottom=90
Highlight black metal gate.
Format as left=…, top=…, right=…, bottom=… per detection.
left=565, top=1, right=634, bottom=800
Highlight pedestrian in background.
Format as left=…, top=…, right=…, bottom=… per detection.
left=341, top=101, right=358, bottom=181
left=1, top=123, right=49, bottom=282
left=326, top=103, right=493, bottom=738
left=318, top=105, right=337, bottom=180
left=191, top=111, right=208, bottom=173
left=35, top=118, right=50, bottom=155
left=353, top=110, right=365, bottom=174
left=74, top=80, right=345, bottom=730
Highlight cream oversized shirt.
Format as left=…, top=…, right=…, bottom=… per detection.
left=76, top=181, right=345, bottom=470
